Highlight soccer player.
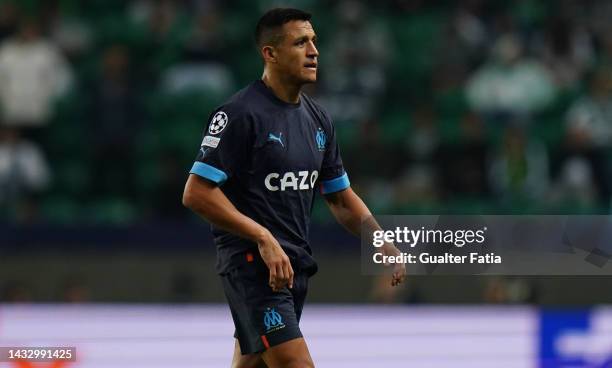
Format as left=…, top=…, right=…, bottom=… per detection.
left=182, top=8, right=406, bottom=368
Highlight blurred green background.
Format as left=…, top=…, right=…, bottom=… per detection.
left=4, top=0, right=612, bottom=224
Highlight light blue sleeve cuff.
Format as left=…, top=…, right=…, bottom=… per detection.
left=320, top=173, right=350, bottom=194
left=190, top=162, right=228, bottom=185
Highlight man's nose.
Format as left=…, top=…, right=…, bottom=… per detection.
left=307, top=41, right=319, bottom=57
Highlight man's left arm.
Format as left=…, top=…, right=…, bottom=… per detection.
left=323, top=187, right=406, bottom=286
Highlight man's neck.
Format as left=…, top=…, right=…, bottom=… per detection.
left=261, top=72, right=301, bottom=104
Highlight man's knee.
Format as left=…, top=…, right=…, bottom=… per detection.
left=282, top=357, right=314, bottom=368
left=232, top=357, right=268, bottom=368
left=288, top=359, right=314, bottom=368
left=231, top=340, right=267, bottom=368
left=261, top=337, right=314, bottom=368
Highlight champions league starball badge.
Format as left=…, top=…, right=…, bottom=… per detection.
left=209, top=111, right=228, bottom=135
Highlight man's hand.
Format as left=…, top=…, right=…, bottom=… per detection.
left=257, top=230, right=294, bottom=292
left=323, top=189, right=407, bottom=286
left=382, top=243, right=407, bottom=287
left=182, top=176, right=295, bottom=292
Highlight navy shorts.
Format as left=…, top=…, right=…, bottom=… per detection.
left=221, top=250, right=309, bottom=354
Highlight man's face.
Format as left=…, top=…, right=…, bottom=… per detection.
left=273, top=20, right=319, bottom=84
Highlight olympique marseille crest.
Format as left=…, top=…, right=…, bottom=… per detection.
left=209, top=111, right=228, bottom=135
left=263, top=307, right=285, bottom=333
left=315, top=128, right=326, bottom=151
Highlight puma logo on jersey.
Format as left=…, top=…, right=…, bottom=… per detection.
left=267, top=132, right=284, bottom=147
left=265, top=170, right=319, bottom=191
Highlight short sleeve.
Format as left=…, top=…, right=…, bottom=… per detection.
left=189, top=104, right=251, bottom=185
left=319, top=112, right=350, bottom=195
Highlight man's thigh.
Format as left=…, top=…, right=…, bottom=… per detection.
left=261, top=337, right=314, bottom=368
left=222, top=253, right=308, bottom=354
left=232, top=339, right=268, bottom=368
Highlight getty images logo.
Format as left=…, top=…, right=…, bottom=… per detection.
left=264, top=170, right=319, bottom=191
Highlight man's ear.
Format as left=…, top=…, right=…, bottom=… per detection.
left=262, top=46, right=277, bottom=64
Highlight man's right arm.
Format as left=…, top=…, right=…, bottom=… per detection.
left=182, top=174, right=294, bottom=291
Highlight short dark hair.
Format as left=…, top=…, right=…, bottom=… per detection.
left=255, top=8, right=312, bottom=48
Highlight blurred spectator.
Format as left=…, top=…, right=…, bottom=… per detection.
left=130, top=0, right=190, bottom=80
left=1, top=280, right=32, bottom=302
left=549, top=67, right=612, bottom=207
left=483, top=277, right=508, bottom=303
left=488, top=125, right=549, bottom=202
left=169, top=272, right=197, bottom=303
left=43, top=1, right=93, bottom=60
left=452, top=1, right=488, bottom=54
left=433, top=3, right=488, bottom=78
left=181, top=6, right=225, bottom=63
left=466, top=33, right=556, bottom=120
left=58, top=275, right=91, bottom=303
left=394, top=105, right=441, bottom=206
left=585, top=1, right=612, bottom=50
left=86, top=44, right=144, bottom=198
left=394, top=166, right=439, bottom=208
left=130, top=0, right=179, bottom=36
left=0, top=2, right=19, bottom=42
left=318, top=0, right=390, bottom=121
left=0, top=127, right=51, bottom=219
left=0, top=18, right=72, bottom=134
left=344, top=118, right=395, bottom=180
left=404, top=104, right=440, bottom=162
left=155, top=151, right=190, bottom=219
left=483, top=276, right=538, bottom=304
left=548, top=156, right=599, bottom=208
left=535, top=17, right=594, bottom=91
left=564, top=67, right=612, bottom=148
left=343, top=118, right=402, bottom=210
left=160, top=6, right=235, bottom=96
left=162, top=63, right=234, bottom=97
left=437, top=112, right=489, bottom=198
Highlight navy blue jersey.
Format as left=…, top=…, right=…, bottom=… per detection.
left=189, top=80, right=349, bottom=275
